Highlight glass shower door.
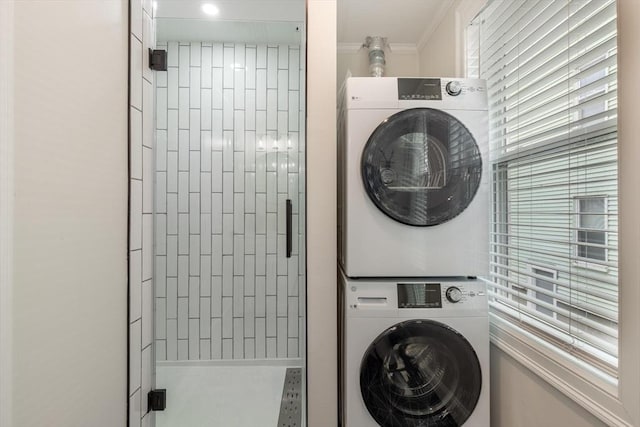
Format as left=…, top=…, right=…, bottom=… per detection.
left=150, top=2, right=306, bottom=425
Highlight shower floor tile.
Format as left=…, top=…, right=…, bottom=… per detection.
left=155, top=364, right=291, bottom=427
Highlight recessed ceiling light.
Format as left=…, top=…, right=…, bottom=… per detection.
left=201, top=3, right=219, bottom=16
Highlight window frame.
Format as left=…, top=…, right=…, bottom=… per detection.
left=574, top=195, right=609, bottom=268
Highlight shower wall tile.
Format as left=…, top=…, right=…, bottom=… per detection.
left=156, top=41, right=305, bottom=361
left=129, top=7, right=155, bottom=427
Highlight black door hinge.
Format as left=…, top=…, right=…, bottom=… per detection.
left=147, top=389, right=167, bottom=412
left=149, top=49, right=168, bottom=71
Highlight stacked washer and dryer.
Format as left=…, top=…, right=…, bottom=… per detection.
left=338, top=77, right=491, bottom=427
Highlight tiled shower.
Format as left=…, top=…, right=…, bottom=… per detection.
left=153, top=40, right=306, bottom=362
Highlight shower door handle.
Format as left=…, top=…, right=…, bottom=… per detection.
left=286, top=199, right=292, bottom=258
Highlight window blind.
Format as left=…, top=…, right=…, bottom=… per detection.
left=470, top=0, right=618, bottom=373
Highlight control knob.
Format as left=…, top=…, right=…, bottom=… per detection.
left=446, top=286, right=463, bottom=303
left=446, top=81, right=462, bottom=96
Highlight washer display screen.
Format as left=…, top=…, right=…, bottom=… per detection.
left=398, top=283, right=442, bottom=308
left=361, top=108, right=482, bottom=227
left=360, top=319, right=482, bottom=427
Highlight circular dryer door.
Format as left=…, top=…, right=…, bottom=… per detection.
left=360, top=319, right=482, bottom=427
left=361, top=108, right=482, bottom=226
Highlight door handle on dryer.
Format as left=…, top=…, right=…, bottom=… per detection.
left=286, top=199, right=292, bottom=258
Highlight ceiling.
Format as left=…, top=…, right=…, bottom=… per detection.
left=337, top=0, right=454, bottom=49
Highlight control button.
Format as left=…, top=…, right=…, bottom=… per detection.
left=446, top=286, right=463, bottom=303
left=446, top=81, right=462, bottom=96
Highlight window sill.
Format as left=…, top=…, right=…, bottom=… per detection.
left=490, top=313, right=634, bottom=427
left=573, top=259, right=610, bottom=273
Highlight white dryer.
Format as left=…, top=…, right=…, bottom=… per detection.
left=339, top=271, right=490, bottom=427
left=338, top=77, right=489, bottom=278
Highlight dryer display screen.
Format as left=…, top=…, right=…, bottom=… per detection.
left=398, top=283, right=442, bottom=308
left=398, top=78, right=442, bottom=100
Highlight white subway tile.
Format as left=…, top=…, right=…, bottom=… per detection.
left=288, top=296, right=298, bottom=337
left=179, top=88, right=189, bottom=128
left=190, top=67, right=201, bottom=109
left=234, top=68, right=245, bottom=110
left=223, top=133, right=233, bottom=172
left=178, top=256, right=189, bottom=296
left=130, top=38, right=143, bottom=110
left=200, top=255, right=211, bottom=295
left=200, top=174, right=211, bottom=213
left=168, top=42, right=179, bottom=67
left=211, top=318, right=222, bottom=359
left=157, top=87, right=168, bottom=130
left=168, top=68, right=178, bottom=109
left=178, top=340, right=188, bottom=360
left=256, top=69, right=267, bottom=111
left=189, top=235, right=200, bottom=275
left=155, top=298, right=166, bottom=339
left=233, top=277, right=244, bottom=317
left=266, top=213, right=277, bottom=254
left=200, top=297, right=211, bottom=339
left=178, top=298, right=189, bottom=339
left=189, top=152, right=201, bottom=192
left=167, top=110, right=178, bottom=149
left=267, top=47, right=278, bottom=88
left=233, top=235, right=244, bottom=275
left=143, top=147, right=153, bottom=214
left=130, top=107, right=142, bottom=180
left=288, top=48, right=300, bottom=89
left=244, top=255, right=255, bottom=296
left=178, top=213, right=189, bottom=255
left=166, top=237, right=178, bottom=278
left=211, top=153, right=223, bottom=192
left=201, top=214, right=212, bottom=254
left=200, top=339, right=211, bottom=360
left=178, top=129, right=189, bottom=170
left=155, top=255, right=166, bottom=299
left=278, top=45, right=288, bottom=69
left=223, top=89, right=234, bottom=129
left=288, top=256, right=298, bottom=296
left=156, top=131, right=167, bottom=172
left=244, top=339, right=255, bottom=359
left=141, top=279, right=154, bottom=349
left=202, top=45, right=212, bottom=88
left=288, top=91, right=299, bottom=131
left=244, top=216, right=255, bottom=255
left=143, top=80, right=154, bottom=149
left=212, top=68, right=223, bottom=109
left=130, top=249, right=142, bottom=322
left=201, top=132, right=212, bottom=171
left=266, top=171, right=277, bottom=212
left=277, top=276, right=287, bottom=316
left=201, top=89, right=212, bottom=130
left=234, top=112, right=245, bottom=151
left=167, top=193, right=178, bottom=234
left=288, top=338, right=298, bottom=358
left=266, top=89, right=277, bottom=130
left=179, top=45, right=190, bottom=86
left=256, top=194, right=266, bottom=234
left=212, top=43, right=223, bottom=67
left=157, top=69, right=168, bottom=88
left=131, top=0, right=142, bottom=40
left=211, top=236, right=222, bottom=275
left=256, top=45, right=267, bottom=68
left=277, top=318, right=287, bottom=357
left=212, top=193, right=223, bottom=233
left=129, top=381, right=141, bottom=427
left=234, top=153, right=245, bottom=192
left=188, top=195, right=200, bottom=233
left=190, top=42, right=201, bottom=66
left=223, top=47, right=234, bottom=88
left=178, top=172, right=189, bottom=212
left=222, top=297, right=233, bottom=338
left=277, top=111, right=288, bottom=137
left=255, top=318, right=266, bottom=358
left=245, top=132, right=256, bottom=172
left=129, top=180, right=142, bottom=249
left=246, top=47, right=256, bottom=88
left=266, top=296, right=277, bottom=339
left=142, top=214, right=153, bottom=280
left=255, top=236, right=266, bottom=276
left=189, top=318, right=199, bottom=360
left=189, top=110, right=201, bottom=150
left=222, top=255, right=233, bottom=296
left=156, top=340, right=167, bottom=362
left=255, top=277, right=266, bottom=317
left=223, top=173, right=233, bottom=213
left=189, top=277, right=200, bottom=317
left=155, top=215, right=167, bottom=255
left=278, top=70, right=288, bottom=109
left=266, top=255, right=276, bottom=294
left=212, top=276, right=222, bottom=317
left=166, top=319, right=177, bottom=361
left=246, top=91, right=256, bottom=131
left=233, top=318, right=244, bottom=359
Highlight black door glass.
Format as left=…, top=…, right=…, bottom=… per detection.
left=361, top=108, right=482, bottom=226
left=360, top=319, right=482, bottom=427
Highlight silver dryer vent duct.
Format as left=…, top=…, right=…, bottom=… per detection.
left=363, top=36, right=389, bottom=77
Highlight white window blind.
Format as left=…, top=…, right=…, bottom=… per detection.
left=470, top=0, right=618, bottom=375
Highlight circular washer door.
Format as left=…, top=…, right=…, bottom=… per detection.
left=360, top=319, right=482, bottom=427
left=361, top=108, right=482, bottom=226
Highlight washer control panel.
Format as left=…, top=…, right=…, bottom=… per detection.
left=396, top=281, right=486, bottom=308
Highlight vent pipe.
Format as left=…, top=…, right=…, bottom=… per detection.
left=363, top=36, right=389, bottom=77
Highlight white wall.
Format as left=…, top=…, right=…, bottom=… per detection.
left=307, top=0, right=338, bottom=425
left=11, top=1, right=128, bottom=427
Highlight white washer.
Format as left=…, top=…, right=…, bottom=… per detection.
left=338, top=77, right=489, bottom=278
left=339, top=271, right=490, bottom=427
